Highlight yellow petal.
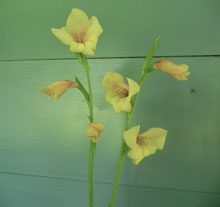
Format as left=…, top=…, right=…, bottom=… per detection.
left=141, top=145, right=152, bottom=157
left=83, top=17, right=103, bottom=56
left=70, top=41, right=85, bottom=53
left=109, top=97, right=131, bottom=113
left=105, top=90, right=118, bottom=105
left=127, top=146, right=144, bottom=165
left=51, top=27, right=73, bottom=45
left=127, top=78, right=140, bottom=97
left=106, top=96, right=129, bottom=113
left=111, top=99, right=121, bottom=113
left=85, top=16, right=103, bottom=41
left=66, top=8, right=90, bottom=35
left=87, top=122, right=104, bottom=143
left=141, top=128, right=167, bottom=150
left=85, top=35, right=98, bottom=50
left=117, top=98, right=132, bottom=112
left=124, top=125, right=140, bottom=148
left=41, top=80, right=77, bottom=100
left=83, top=47, right=95, bottom=56
left=103, top=72, right=125, bottom=93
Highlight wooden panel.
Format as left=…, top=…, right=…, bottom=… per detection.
left=0, top=57, right=219, bottom=194
left=0, top=0, right=220, bottom=60
left=0, top=173, right=219, bottom=207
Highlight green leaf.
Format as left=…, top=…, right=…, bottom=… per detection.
left=75, top=76, right=90, bottom=104
left=141, top=36, right=160, bottom=79
left=87, top=114, right=92, bottom=122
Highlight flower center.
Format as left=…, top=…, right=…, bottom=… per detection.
left=136, top=134, right=146, bottom=146
left=113, top=82, right=129, bottom=98
left=73, top=32, right=85, bottom=43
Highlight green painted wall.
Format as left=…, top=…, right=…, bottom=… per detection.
left=0, top=0, right=219, bottom=206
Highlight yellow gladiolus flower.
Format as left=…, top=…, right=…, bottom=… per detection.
left=87, top=122, right=104, bottom=143
left=153, top=59, right=190, bottom=81
left=51, top=8, right=103, bottom=56
left=124, top=125, right=167, bottom=165
left=41, top=80, right=77, bottom=100
left=102, top=72, right=140, bottom=113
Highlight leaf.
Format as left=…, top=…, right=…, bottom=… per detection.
left=75, top=76, right=90, bottom=104
left=141, top=36, right=160, bottom=79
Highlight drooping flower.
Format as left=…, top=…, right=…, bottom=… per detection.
left=102, top=72, right=140, bottom=113
left=41, top=80, right=77, bottom=100
left=87, top=122, right=104, bottom=143
left=153, top=59, right=190, bottom=81
left=51, top=8, right=103, bottom=56
left=124, top=125, right=167, bottom=165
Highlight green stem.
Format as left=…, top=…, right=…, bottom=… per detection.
left=80, top=54, right=96, bottom=207
left=83, top=57, right=94, bottom=122
left=108, top=113, right=130, bottom=207
left=108, top=150, right=126, bottom=207
left=89, top=141, right=96, bottom=207
left=108, top=37, right=160, bottom=207
left=108, top=69, right=152, bottom=207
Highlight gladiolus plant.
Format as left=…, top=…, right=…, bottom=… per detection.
left=41, top=8, right=190, bottom=207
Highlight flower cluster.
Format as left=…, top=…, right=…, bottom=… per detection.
left=42, top=8, right=190, bottom=165
left=102, top=59, right=190, bottom=165
left=102, top=71, right=168, bottom=164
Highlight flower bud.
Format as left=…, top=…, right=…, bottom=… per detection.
left=153, top=59, right=190, bottom=81
left=87, top=122, right=104, bottom=143
left=41, top=80, right=77, bottom=100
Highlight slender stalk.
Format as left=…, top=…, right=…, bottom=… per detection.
left=83, top=58, right=94, bottom=122
left=108, top=151, right=126, bottom=207
left=108, top=113, right=131, bottom=207
left=80, top=54, right=96, bottom=207
left=108, top=69, right=152, bottom=207
left=89, top=141, right=96, bottom=207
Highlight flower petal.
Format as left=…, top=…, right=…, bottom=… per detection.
left=127, top=78, right=140, bottom=97
left=83, top=47, right=95, bottom=56
left=117, top=98, right=132, bottom=112
left=51, top=27, right=73, bottom=45
left=111, top=99, right=122, bottom=113
left=124, top=125, right=140, bottom=148
left=70, top=41, right=85, bottom=53
left=103, top=72, right=125, bottom=93
left=127, top=146, right=144, bottom=165
left=85, top=36, right=98, bottom=50
left=66, top=8, right=90, bottom=35
left=85, top=16, right=103, bottom=41
left=141, top=128, right=167, bottom=150
left=107, top=96, right=127, bottom=113
left=141, top=145, right=152, bottom=157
